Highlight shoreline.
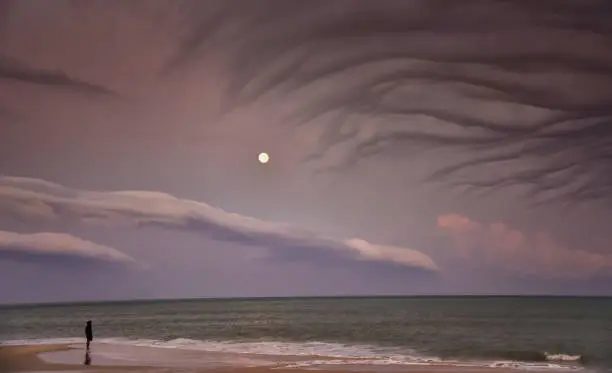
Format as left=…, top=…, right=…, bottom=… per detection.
left=0, top=345, right=149, bottom=373
left=0, top=344, right=566, bottom=373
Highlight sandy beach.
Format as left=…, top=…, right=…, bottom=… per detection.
left=0, top=345, right=74, bottom=373
left=0, top=344, right=525, bottom=373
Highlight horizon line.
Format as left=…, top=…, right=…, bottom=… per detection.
left=2, top=293, right=612, bottom=308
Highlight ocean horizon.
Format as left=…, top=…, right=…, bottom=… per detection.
left=2, top=296, right=611, bottom=372
left=3, top=294, right=612, bottom=307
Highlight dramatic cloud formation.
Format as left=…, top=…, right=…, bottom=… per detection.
left=0, top=230, right=135, bottom=267
left=0, top=176, right=437, bottom=272
left=195, top=0, right=612, bottom=205
left=1, top=0, right=611, bottom=300
left=437, top=214, right=612, bottom=279
left=2, top=1, right=610, bottom=205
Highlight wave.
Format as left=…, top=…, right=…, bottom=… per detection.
left=0, top=337, right=84, bottom=346
left=491, top=351, right=584, bottom=364
left=97, top=337, right=441, bottom=363
left=545, top=354, right=584, bottom=363
left=0, top=337, right=584, bottom=371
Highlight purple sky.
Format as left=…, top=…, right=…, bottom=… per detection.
left=1, top=0, right=612, bottom=303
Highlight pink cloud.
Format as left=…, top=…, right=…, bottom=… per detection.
left=437, top=214, right=612, bottom=279
left=0, top=176, right=438, bottom=272
left=0, top=230, right=135, bottom=266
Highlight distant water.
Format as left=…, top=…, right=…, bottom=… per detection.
left=1, top=297, right=611, bottom=372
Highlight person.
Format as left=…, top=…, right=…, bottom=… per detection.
left=85, top=320, right=93, bottom=351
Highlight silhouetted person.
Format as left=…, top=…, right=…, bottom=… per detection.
left=84, top=351, right=91, bottom=365
left=85, top=320, right=93, bottom=351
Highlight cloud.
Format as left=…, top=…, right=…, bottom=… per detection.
left=0, top=230, right=135, bottom=267
left=0, top=175, right=438, bottom=272
left=186, top=0, right=612, bottom=205
left=0, top=54, right=117, bottom=96
left=437, top=213, right=612, bottom=279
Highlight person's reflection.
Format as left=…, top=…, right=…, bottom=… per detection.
left=84, top=351, right=92, bottom=366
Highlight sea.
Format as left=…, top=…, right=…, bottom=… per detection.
left=1, top=297, right=611, bottom=372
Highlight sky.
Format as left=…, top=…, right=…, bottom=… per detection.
left=1, top=0, right=612, bottom=303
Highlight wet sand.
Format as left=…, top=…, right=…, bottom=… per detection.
left=0, top=345, right=523, bottom=373
left=0, top=345, right=73, bottom=372
left=0, top=345, right=146, bottom=373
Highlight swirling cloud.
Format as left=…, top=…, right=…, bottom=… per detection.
left=167, top=0, right=612, bottom=205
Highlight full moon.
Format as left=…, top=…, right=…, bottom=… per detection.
left=258, top=152, right=270, bottom=164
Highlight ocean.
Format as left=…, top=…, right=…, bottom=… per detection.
left=1, top=297, right=611, bottom=372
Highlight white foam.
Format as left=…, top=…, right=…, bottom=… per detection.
left=490, top=361, right=581, bottom=371
left=278, top=358, right=444, bottom=369
left=546, top=353, right=583, bottom=362
left=0, top=337, right=84, bottom=346
left=96, top=338, right=421, bottom=359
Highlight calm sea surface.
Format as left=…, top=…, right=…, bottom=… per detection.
left=1, top=297, right=611, bottom=371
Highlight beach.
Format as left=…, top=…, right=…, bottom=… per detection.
left=1, top=297, right=608, bottom=373
left=0, top=343, right=529, bottom=373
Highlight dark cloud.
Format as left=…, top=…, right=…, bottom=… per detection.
left=168, top=0, right=612, bottom=205
left=0, top=176, right=438, bottom=272
left=0, top=54, right=117, bottom=96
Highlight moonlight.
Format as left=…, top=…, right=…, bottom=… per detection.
left=258, top=152, right=270, bottom=164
